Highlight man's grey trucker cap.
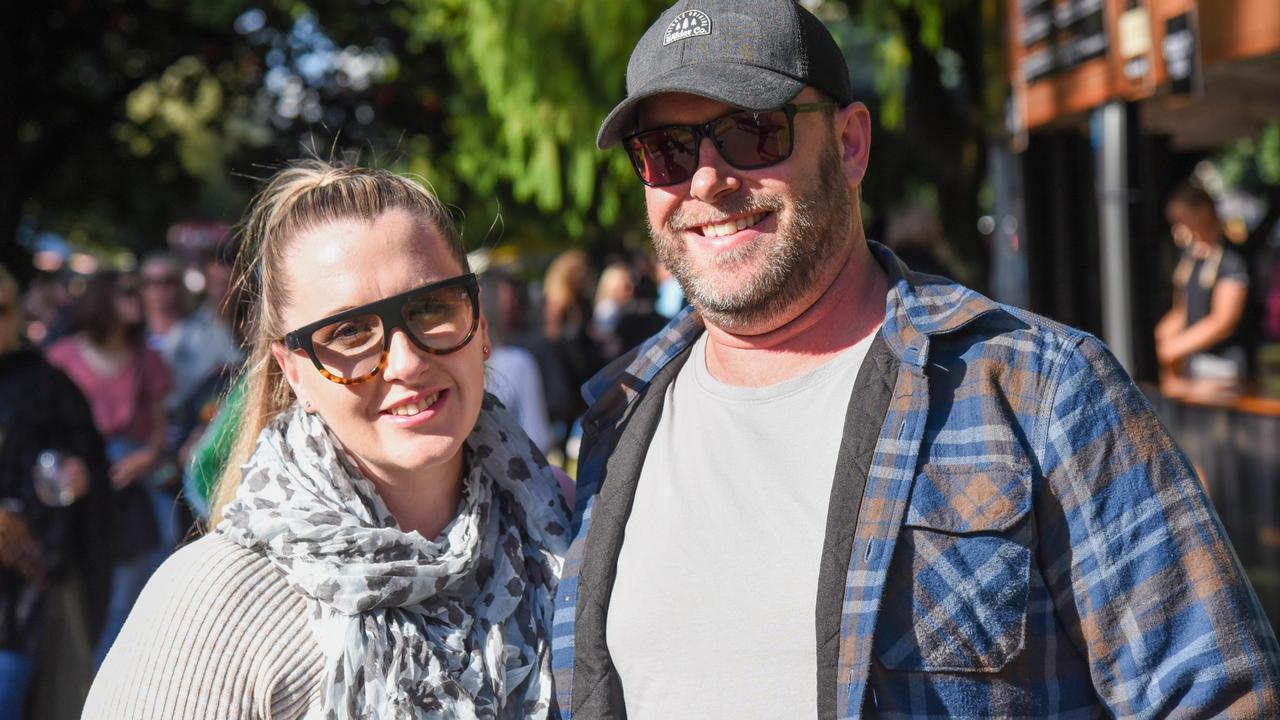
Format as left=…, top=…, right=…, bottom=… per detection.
left=596, top=0, right=853, bottom=149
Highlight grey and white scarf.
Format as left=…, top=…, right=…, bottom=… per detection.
left=219, top=395, right=570, bottom=719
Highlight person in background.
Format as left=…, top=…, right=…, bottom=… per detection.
left=542, top=250, right=604, bottom=428
left=137, top=252, right=188, bottom=360
left=599, top=260, right=668, bottom=362
left=84, top=160, right=570, bottom=719
left=166, top=245, right=244, bottom=425
left=552, top=1, right=1280, bottom=717
left=168, top=244, right=247, bottom=526
left=481, top=271, right=554, bottom=454
left=179, top=375, right=245, bottom=522
left=488, top=267, right=576, bottom=455
left=44, top=271, right=167, bottom=669
left=21, top=273, right=76, bottom=347
left=1155, top=182, right=1251, bottom=393
left=0, top=264, right=109, bottom=718
left=592, top=262, right=634, bottom=339
left=653, top=260, right=685, bottom=320
left=882, top=203, right=956, bottom=280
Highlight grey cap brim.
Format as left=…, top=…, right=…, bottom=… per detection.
left=596, top=62, right=805, bottom=149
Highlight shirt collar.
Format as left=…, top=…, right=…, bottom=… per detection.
left=581, top=242, right=1000, bottom=426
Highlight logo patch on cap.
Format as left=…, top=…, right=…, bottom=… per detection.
left=663, top=9, right=712, bottom=46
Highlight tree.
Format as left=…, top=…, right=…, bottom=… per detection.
left=7, top=0, right=997, bottom=281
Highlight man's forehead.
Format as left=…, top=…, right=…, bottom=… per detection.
left=635, top=93, right=734, bottom=128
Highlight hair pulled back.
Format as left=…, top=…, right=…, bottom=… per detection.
left=209, top=159, right=468, bottom=524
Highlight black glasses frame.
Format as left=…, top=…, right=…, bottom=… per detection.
left=622, top=102, right=837, bottom=187
left=282, top=273, right=480, bottom=385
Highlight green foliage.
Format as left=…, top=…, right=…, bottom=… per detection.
left=1218, top=122, right=1280, bottom=192
left=391, top=0, right=664, bottom=244
left=833, top=0, right=947, bottom=131
left=8, top=0, right=994, bottom=274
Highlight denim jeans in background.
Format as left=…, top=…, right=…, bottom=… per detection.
left=93, top=438, right=180, bottom=669
left=0, top=649, right=34, bottom=719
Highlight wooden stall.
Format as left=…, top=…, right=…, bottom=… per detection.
left=1003, top=0, right=1280, bottom=624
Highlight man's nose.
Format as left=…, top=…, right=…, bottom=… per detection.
left=688, top=136, right=741, bottom=203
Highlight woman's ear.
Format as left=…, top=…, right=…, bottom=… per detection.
left=270, top=341, right=307, bottom=407
left=478, top=315, right=491, bottom=354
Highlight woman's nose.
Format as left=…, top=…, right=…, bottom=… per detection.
left=381, top=329, right=431, bottom=382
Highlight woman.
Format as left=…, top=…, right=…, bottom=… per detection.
left=44, top=270, right=169, bottom=668
left=1155, top=183, right=1251, bottom=393
left=84, top=160, right=570, bottom=719
left=541, top=250, right=603, bottom=429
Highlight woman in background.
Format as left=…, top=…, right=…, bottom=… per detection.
left=44, top=270, right=167, bottom=669
left=85, top=160, right=570, bottom=719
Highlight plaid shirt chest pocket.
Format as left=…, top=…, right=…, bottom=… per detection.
left=874, top=462, right=1033, bottom=673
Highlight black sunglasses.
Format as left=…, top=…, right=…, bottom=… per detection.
left=282, top=273, right=480, bottom=385
left=622, top=102, right=836, bottom=187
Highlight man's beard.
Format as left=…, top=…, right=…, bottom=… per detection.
left=648, top=141, right=853, bottom=331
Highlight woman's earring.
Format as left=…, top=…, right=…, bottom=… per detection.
left=482, top=344, right=491, bottom=359
left=303, top=399, right=314, bottom=413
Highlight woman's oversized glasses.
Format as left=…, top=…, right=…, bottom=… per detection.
left=622, top=102, right=836, bottom=187
left=282, top=273, right=479, bottom=385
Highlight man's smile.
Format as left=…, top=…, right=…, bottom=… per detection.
left=691, top=211, right=770, bottom=238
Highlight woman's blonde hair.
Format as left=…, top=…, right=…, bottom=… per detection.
left=208, top=159, right=468, bottom=525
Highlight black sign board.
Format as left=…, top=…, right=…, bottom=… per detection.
left=1054, top=0, right=1108, bottom=70
left=1162, top=11, right=1201, bottom=96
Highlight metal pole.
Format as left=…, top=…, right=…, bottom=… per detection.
left=1095, top=101, right=1135, bottom=372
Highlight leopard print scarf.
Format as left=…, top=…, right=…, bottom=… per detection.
left=219, top=395, right=570, bottom=719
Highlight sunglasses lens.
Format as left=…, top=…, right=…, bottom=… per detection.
left=628, top=127, right=697, bottom=186
left=311, top=313, right=384, bottom=381
left=716, top=110, right=792, bottom=168
left=402, top=284, right=475, bottom=352
left=625, top=109, right=796, bottom=186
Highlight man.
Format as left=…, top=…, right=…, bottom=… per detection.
left=550, top=1, right=1280, bottom=718
left=138, top=251, right=187, bottom=359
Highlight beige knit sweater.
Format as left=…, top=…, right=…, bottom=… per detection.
left=82, top=533, right=325, bottom=719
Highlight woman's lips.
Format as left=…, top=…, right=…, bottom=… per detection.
left=383, top=389, right=447, bottom=426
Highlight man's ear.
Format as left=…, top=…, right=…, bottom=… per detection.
left=834, top=102, right=872, bottom=187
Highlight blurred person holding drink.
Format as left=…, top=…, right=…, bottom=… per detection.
left=0, top=264, right=110, bottom=718
left=84, top=160, right=570, bottom=719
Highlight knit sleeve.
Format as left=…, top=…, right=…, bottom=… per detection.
left=82, top=534, right=324, bottom=720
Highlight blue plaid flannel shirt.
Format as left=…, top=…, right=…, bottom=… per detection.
left=551, top=243, right=1280, bottom=718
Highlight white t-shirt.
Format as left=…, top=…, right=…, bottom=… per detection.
left=486, top=345, right=552, bottom=453
left=607, top=328, right=877, bottom=718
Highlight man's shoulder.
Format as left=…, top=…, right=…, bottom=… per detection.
left=902, top=273, right=1092, bottom=359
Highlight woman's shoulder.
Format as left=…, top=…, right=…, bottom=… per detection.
left=147, top=532, right=291, bottom=598
left=44, top=335, right=79, bottom=365
left=84, top=533, right=324, bottom=719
